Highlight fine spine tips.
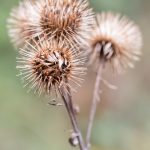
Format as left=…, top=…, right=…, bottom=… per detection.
left=16, top=39, right=86, bottom=95
left=88, top=12, right=142, bottom=73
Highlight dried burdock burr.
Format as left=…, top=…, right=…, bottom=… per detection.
left=16, top=37, right=87, bottom=149
left=27, top=0, right=95, bottom=46
left=88, top=12, right=142, bottom=73
left=16, top=38, right=86, bottom=95
left=8, top=0, right=95, bottom=48
left=86, top=12, right=143, bottom=150
left=7, top=1, right=36, bottom=48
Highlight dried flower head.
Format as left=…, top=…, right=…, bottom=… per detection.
left=7, top=1, right=36, bottom=47
left=27, top=0, right=94, bottom=45
left=88, top=12, right=142, bottom=73
left=17, top=38, right=86, bottom=95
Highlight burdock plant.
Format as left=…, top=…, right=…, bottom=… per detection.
left=86, top=12, right=142, bottom=149
left=7, top=0, right=142, bottom=150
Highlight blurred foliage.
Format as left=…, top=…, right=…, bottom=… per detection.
left=90, top=0, right=141, bottom=16
left=0, top=0, right=150, bottom=150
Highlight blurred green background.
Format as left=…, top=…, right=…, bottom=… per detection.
left=0, top=0, right=150, bottom=150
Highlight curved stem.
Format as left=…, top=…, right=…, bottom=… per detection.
left=86, top=63, right=103, bottom=149
left=59, top=86, right=86, bottom=150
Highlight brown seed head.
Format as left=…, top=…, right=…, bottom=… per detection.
left=88, top=12, right=143, bottom=73
left=29, top=0, right=95, bottom=45
left=17, top=38, right=86, bottom=95
left=7, top=1, right=36, bottom=47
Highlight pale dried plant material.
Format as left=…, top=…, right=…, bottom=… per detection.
left=7, top=1, right=36, bottom=48
left=8, top=0, right=94, bottom=48
left=17, top=38, right=86, bottom=96
left=88, top=12, right=142, bottom=73
left=27, top=0, right=95, bottom=46
left=7, top=0, right=143, bottom=149
left=86, top=12, right=143, bottom=150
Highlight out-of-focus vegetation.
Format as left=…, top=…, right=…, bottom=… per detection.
left=0, top=0, right=150, bottom=150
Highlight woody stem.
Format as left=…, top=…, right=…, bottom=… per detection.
left=86, top=62, right=104, bottom=150
left=59, top=86, right=86, bottom=150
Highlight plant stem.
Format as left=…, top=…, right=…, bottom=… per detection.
left=59, top=86, right=86, bottom=150
left=86, top=63, right=103, bottom=150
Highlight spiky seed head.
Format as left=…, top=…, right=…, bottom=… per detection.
left=7, top=1, right=36, bottom=48
left=17, top=38, right=86, bottom=95
left=88, top=12, right=143, bottom=73
left=27, top=0, right=95, bottom=46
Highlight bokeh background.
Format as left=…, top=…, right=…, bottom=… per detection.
left=0, top=0, right=150, bottom=150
